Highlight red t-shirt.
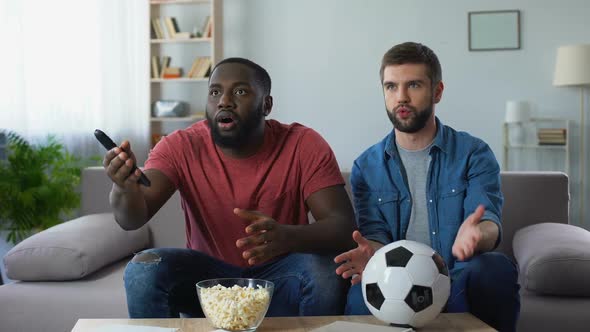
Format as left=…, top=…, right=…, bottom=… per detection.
left=144, top=119, right=344, bottom=267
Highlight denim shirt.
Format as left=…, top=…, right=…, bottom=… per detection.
left=351, top=117, right=503, bottom=272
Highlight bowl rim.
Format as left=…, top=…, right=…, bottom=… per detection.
left=196, top=277, right=275, bottom=289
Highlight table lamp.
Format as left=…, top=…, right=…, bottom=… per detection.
left=553, top=44, right=590, bottom=224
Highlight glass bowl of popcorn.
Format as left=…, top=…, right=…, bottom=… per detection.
left=196, top=278, right=274, bottom=332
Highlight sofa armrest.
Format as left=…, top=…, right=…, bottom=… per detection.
left=3, top=213, right=149, bottom=281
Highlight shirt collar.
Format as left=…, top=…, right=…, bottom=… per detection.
left=384, top=116, right=448, bottom=159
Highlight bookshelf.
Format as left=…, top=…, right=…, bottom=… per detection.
left=502, top=117, right=570, bottom=174
left=149, top=0, right=223, bottom=146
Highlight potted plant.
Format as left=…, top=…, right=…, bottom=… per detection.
left=0, top=131, right=85, bottom=244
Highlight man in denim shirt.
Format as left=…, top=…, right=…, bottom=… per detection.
left=335, top=42, right=520, bottom=331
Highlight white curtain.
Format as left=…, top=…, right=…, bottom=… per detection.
left=0, top=0, right=150, bottom=164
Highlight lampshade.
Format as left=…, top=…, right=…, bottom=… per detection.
left=553, top=44, right=590, bottom=86
left=505, top=100, right=531, bottom=123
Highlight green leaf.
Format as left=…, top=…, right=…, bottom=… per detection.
left=0, top=130, right=87, bottom=244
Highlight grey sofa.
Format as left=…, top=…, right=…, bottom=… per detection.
left=0, top=168, right=585, bottom=332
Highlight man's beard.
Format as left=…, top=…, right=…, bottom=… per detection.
left=387, top=103, right=434, bottom=134
left=206, top=104, right=265, bottom=149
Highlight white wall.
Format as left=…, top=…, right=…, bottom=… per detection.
left=222, top=0, right=590, bottom=225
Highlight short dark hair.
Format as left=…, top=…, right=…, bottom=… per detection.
left=211, top=57, right=272, bottom=95
left=379, top=42, right=442, bottom=86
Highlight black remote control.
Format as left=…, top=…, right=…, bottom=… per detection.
left=94, top=129, right=151, bottom=187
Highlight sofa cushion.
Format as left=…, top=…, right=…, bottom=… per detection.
left=513, top=222, right=590, bottom=296
left=3, top=213, right=149, bottom=281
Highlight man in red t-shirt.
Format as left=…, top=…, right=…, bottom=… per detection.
left=102, top=58, right=356, bottom=318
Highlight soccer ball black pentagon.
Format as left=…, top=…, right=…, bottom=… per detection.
left=362, top=240, right=450, bottom=328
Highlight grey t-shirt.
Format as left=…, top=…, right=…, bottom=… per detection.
left=397, top=142, right=433, bottom=246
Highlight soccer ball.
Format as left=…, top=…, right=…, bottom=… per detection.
left=362, top=240, right=450, bottom=328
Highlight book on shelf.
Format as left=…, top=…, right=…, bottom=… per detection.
left=200, top=16, right=212, bottom=38
left=151, top=18, right=164, bottom=39
left=193, top=57, right=211, bottom=78
left=159, top=56, right=171, bottom=78
left=537, top=128, right=566, bottom=143
left=538, top=136, right=566, bottom=145
left=538, top=132, right=566, bottom=137
left=151, top=56, right=161, bottom=78
left=174, top=32, right=191, bottom=40
left=171, top=17, right=181, bottom=35
left=156, top=18, right=167, bottom=39
left=150, top=21, right=156, bottom=39
left=538, top=139, right=566, bottom=144
left=537, top=128, right=567, bottom=135
left=164, top=17, right=178, bottom=39
left=162, top=67, right=182, bottom=79
left=187, top=57, right=204, bottom=77
left=538, top=141, right=567, bottom=145
left=186, top=57, right=211, bottom=78
left=538, top=136, right=566, bottom=142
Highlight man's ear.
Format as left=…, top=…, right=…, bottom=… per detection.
left=433, top=81, right=444, bottom=104
left=263, top=96, right=273, bottom=116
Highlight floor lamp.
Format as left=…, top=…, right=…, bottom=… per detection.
left=553, top=44, right=590, bottom=225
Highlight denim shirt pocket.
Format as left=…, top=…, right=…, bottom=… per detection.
left=374, top=191, right=400, bottom=211
left=375, top=191, right=401, bottom=236
left=437, top=181, right=467, bottom=228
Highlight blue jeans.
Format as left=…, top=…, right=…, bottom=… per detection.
left=124, top=248, right=348, bottom=318
left=345, top=252, right=520, bottom=332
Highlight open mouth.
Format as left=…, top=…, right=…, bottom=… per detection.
left=216, top=111, right=237, bottom=129
left=219, top=116, right=233, bottom=124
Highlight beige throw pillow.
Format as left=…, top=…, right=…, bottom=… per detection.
left=513, top=222, right=590, bottom=296
left=3, top=213, right=149, bottom=281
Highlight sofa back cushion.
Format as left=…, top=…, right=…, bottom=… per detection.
left=497, top=172, right=569, bottom=258
left=80, top=168, right=570, bottom=258
left=81, top=167, right=114, bottom=215
left=81, top=167, right=185, bottom=248
left=151, top=173, right=354, bottom=246
left=328, top=171, right=569, bottom=259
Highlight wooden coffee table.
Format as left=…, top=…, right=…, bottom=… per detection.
left=71, top=313, right=495, bottom=331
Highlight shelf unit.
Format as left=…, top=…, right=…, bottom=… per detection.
left=502, top=117, right=570, bottom=174
left=149, top=0, right=222, bottom=146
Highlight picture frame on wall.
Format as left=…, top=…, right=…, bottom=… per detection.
left=468, top=10, right=520, bottom=51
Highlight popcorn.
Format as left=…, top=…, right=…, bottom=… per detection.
left=199, top=284, right=271, bottom=331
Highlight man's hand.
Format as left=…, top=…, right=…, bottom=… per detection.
left=334, top=231, right=379, bottom=285
left=234, top=208, right=291, bottom=266
left=103, top=140, right=141, bottom=192
left=452, top=205, right=485, bottom=261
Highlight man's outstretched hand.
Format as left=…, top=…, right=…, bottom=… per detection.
left=452, top=204, right=485, bottom=261
left=234, top=208, right=290, bottom=266
left=334, top=230, right=378, bottom=285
